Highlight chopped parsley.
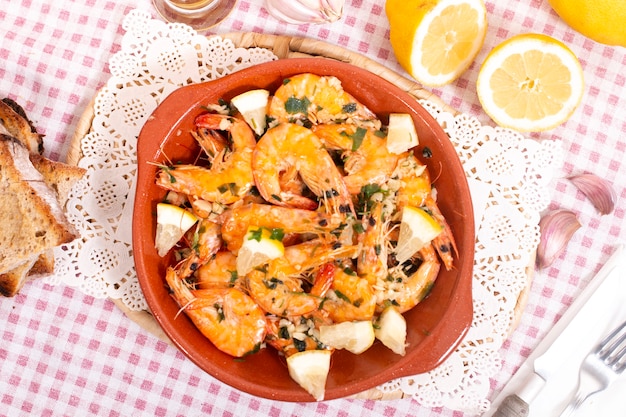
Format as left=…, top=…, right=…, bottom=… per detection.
left=285, top=96, right=311, bottom=114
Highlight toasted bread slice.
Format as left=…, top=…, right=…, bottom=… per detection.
left=30, top=154, right=86, bottom=204
left=26, top=155, right=86, bottom=276
left=0, top=256, right=39, bottom=297
left=0, top=98, right=43, bottom=154
left=27, top=250, right=56, bottom=277
left=0, top=99, right=83, bottom=293
left=0, top=135, right=77, bottom=295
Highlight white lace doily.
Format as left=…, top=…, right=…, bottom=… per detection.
left=50, top=9, right=562, bottom=414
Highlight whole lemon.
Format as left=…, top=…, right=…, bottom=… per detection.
left=548, top=0, right=626, bottom=47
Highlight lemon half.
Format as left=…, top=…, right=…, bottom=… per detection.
left=386, top=0, right=488, bottom=87
left=477, top=33, right=584, bottom=132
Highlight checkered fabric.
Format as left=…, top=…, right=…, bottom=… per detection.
left=1, top=1, right=625, bottom=416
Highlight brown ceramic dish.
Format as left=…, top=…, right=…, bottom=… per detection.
left=133, top=58, right=475, bottom=402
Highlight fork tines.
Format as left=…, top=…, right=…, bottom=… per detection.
left=597, top=320, right=626, bottom=373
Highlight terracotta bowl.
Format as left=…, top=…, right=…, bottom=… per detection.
left=133, top=58, right=475, bottom=402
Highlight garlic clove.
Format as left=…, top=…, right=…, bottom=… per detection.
left=265, top=0, right=344, bottom=24
left=320, top=0, right=343, bottom=21
left=536, top=209, right=581, bottom=270
left=568, top=173, right=616, bottom=215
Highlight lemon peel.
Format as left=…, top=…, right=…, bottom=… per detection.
left=548, top=0, right=626, bottom=47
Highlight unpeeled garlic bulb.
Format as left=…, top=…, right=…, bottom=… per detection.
left=264, top=0, right=344, bottom=24
left=536, top=209, right=581, bottom=270
left=568, top=173, right=616, bottom=215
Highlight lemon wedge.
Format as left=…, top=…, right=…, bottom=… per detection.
left=476, top=33, right=584, bottom=132
left=286, top=349, right=331, bottom=401
left=394, top=205, right=443, bottom=264
left=319, top=321, right=376, bottom=355
left=236, top=226, right=285, bottom=276
left=374, top=306, right=407, bottom=356
left=385, top=0, right=487, bottom=86
left=386, top=113, right=419, bottom=154
left=230, top=89, right=269, bottom=136
left=155, top=203, right=198, bottom=257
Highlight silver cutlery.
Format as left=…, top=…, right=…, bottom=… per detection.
left=489, top=245, right=624, bottom=417
left=558, top=320, right=626, bottom=416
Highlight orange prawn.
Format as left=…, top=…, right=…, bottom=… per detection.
left=219, top=203, right=345, bottom=253
left=374, top=244, right=441, bottom=313
left=252, top=123, right=354, bottom=216
left=156, top=113, right=256, bottom=205
left=165, top=266, right=267, bottom=357
left=267, top=73, right=380, bottom=129
left=312, top=123, right=401, bottom=195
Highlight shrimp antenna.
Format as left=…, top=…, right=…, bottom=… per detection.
left=430, top=160, right=444, bottom=184
left=174, top=299, right=195, bottom=320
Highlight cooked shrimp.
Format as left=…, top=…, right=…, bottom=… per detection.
left=268, top=73, right=380, bottom=129
left=219, top=203, right=345, bottom=253
left=394, top=160, right=432, bottom=210
left=165, top=267, right=266, bottom=357
left=312, top=124, right=401, bottom=195
left=246, top=269, right=324, bottom=317
left=156, top=113, right=256, bottom=205
left=252, top=123, right=354, bottom=216
left=423, top=196, right=457, bottom=271
left=196, top=250, right=239, bottom=289
left=278, top=165, right=307, bottom=198
left=280, top=238, right=359, bottom=277
left=374, top=244, right=441, bottom=313
left=243, top=237, right=358, bottom=317
left=393, top=153, right=456, bottom=270
left=191, top=127, right=227, bottom=164
left=177, top=219, right=222, bottom=278
left=318, top=261, right=376, bottom=322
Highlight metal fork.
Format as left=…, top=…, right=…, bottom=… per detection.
left=558, top=320, right=626, bottom=416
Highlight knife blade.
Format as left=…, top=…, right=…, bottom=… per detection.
left=490, top=244, right=624, bottom=417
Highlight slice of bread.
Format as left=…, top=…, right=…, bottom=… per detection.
left=0, top=98, right=43, bottom=154
left=0, top=256, right=39, bottom=297
left=30, top=154, right=86, bottom=204
left=0, top=156, right=86, bottom=286
left=26, top=155, right=86, bottom=276
left=0, top=135, right=77, bottom=296
left=27, top=250, right=56, bottom=277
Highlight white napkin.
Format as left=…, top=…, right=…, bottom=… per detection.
left=487, top=245, right=626, bottom=416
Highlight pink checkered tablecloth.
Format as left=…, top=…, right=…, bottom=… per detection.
left=1, top=1, right=625, bottom=416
